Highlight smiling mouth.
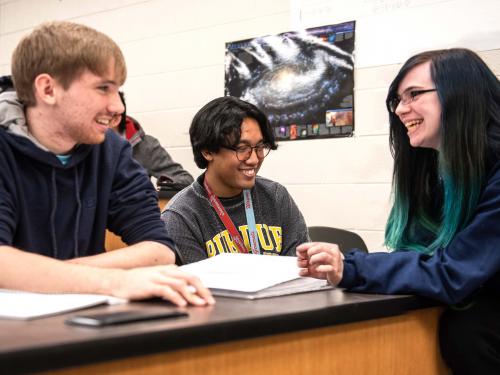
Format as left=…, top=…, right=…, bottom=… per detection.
left=96, top=118, right=111, bottom=126
left=405, top=119, right=422, bottom=134
left=241, top=169, right=256, bottom=177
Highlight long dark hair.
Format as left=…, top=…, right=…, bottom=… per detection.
left=385, top=48, right=500, bottom=253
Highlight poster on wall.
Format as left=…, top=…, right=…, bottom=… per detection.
left=225, top=21, right=355, bottom=141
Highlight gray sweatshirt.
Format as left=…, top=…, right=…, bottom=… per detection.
left=162, top=174, right=309, bottom=264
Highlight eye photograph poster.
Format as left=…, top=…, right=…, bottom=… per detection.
left=225, top=21, right=355, bottom=141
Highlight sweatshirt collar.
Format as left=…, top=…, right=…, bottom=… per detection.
left=0, top=91, right=50, bottom=151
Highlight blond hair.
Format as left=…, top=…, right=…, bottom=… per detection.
left=11, top=21, right=127, bottom=106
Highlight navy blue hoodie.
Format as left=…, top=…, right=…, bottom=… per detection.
left=339, top=159, right=500, bottom=304
left=0, top=91, right=173, bottom=259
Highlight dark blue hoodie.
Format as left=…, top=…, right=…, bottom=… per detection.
left=339, top=159, right=500, bottom=305
left=0, top=91, right=173, bottom=259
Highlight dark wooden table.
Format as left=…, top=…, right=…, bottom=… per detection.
left=0, top=289, right=448, bottom=374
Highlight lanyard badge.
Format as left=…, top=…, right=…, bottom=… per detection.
left=243, top=189, right=260, bottom=254
left=204, top=176, right=260, bottom=254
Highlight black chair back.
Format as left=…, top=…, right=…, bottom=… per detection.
left=308, top=226, right=368, bottom=254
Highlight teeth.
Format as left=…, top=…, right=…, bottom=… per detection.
left=242, top=169, right=255, bottom=177
left=96, top=119, right=110, bottom=125
left=405, top=119, right=422, bottom=129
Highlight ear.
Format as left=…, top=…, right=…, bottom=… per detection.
left=201, top=150, right=214, bottom=162
left=33, top=74, right=58, bottom=105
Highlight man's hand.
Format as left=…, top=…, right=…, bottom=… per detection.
left=0, top=246, right=214, bottom=307
left=110, top=265, right=216, bottom=307
left=296, top=242, right=344, bottom=286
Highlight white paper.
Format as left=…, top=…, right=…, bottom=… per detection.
left=181, top=253, right=332, bottom=297
left=0, top=289, right=126, bottom=320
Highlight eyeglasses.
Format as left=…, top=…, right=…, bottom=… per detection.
left=223, top=144, right=271, bottom=161
left=387, top=88, right=437, bottom=113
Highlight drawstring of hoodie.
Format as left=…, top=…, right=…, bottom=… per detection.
left=49, top=168, right=58, bottom=258
left=73, top=168, right=81, bottom=258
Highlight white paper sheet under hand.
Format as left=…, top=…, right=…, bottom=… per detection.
left=0, top=289, right=126, bottom=320
left=181, top=253, right=333, bottom=298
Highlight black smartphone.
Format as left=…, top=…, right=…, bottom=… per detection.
left=65, top=310, right=188, bottom=327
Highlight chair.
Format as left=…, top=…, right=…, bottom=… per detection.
left=307, top=226, right=368, bottom=254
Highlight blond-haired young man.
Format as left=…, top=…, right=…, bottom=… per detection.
left=0, top=21, right=213, bottom=307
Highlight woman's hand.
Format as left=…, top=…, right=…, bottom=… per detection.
left=296, top=242, right=344, bottom=286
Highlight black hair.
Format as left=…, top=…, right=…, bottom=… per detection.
left=0, top=75, right=14, bottom=93
left=117, top=91, right=127, bottom=132
left=189, top=96, right=278, bottom=169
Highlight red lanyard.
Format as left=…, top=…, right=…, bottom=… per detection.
left=204, top=177, right=249, bottom=253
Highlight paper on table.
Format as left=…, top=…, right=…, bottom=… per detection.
left=0, top=289, right=126, bottom=320
left=181, top=253, right=333, bottom=299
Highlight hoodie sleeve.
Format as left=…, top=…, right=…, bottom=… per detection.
left=107, top=142, right=174, bottom=249
left=339, top=167, right=500, bottom=305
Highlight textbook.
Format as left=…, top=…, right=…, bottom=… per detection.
left=0, top=289, right=126, bottom=320
left=181, top=253, right=333, bottom=300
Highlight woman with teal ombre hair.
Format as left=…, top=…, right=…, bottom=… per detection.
left=296, top=48, right=500, bottom=374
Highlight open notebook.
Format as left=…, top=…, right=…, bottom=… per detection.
left=181, top=253, right=333, bottom=299
left=0, top=289, right=126, bottom=320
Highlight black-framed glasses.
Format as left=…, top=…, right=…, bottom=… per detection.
left=223, top=144, right=272, bottom=161
left=387, top=88, right=437, bottom=113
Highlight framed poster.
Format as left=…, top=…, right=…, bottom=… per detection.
left=225, top=21, right=355, bottom=141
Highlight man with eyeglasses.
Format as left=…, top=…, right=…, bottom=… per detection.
left=161, top=96, right=309, bottom=264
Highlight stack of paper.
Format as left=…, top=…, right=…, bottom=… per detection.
left=0, top=289, right=125, bottom=320
left=181, top=253, right=333, bottom=299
